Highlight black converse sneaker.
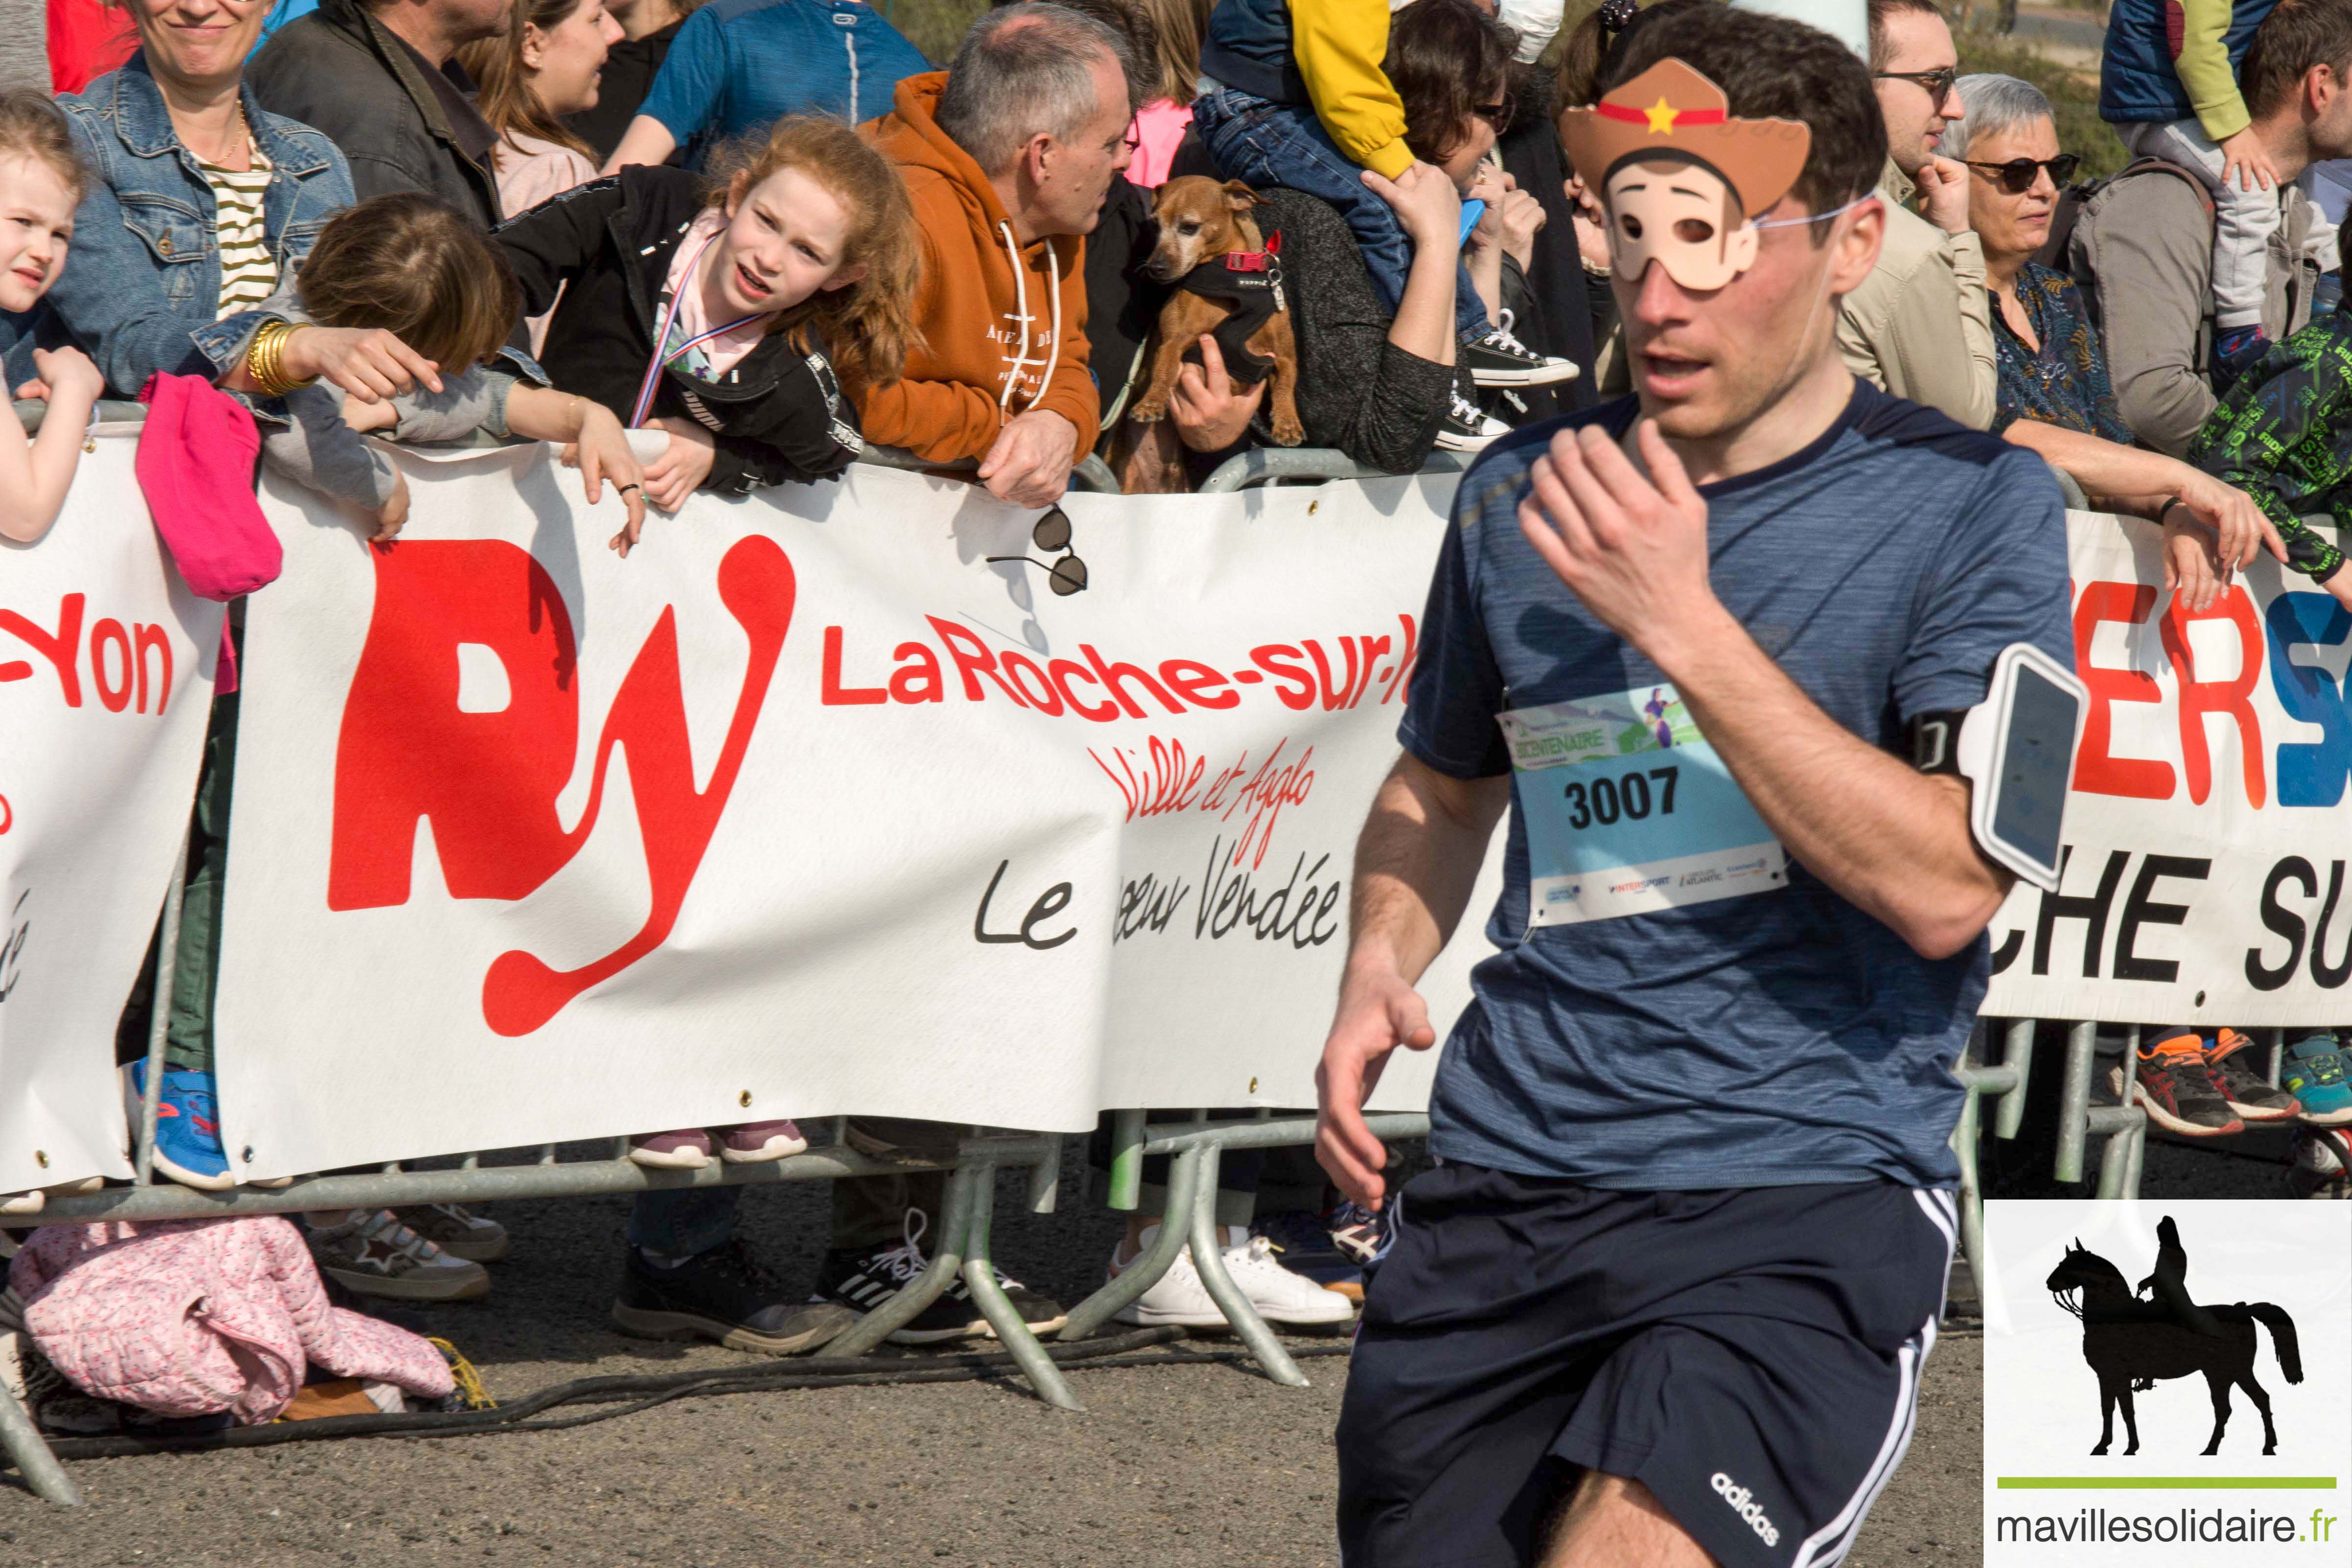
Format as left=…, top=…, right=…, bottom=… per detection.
left=814, top=1212, right=1068, bottom=1345
left=1437, top=388, right=1511, bottom=452
left=1463, top=323, right=1578, bottom=387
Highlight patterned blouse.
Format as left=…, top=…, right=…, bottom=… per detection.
left=1990, top=261, right=2134, bottom=445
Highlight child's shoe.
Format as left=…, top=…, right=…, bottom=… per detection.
left=122, top=1061, right=237, bottom=1190
left=714, top=1119, right=806, bottom=1164
left=2284, top=1032, right=2352, bottom=1125
left=627, top=1128, right=713, bottom=1169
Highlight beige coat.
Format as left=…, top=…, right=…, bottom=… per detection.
left=1837, top=161, right=1998, bottom=429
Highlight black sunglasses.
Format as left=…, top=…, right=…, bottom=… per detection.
left=987, top=506, right=1089, bottom=595
left=1965, top=153, right=2081, bottom=195
left=1872, top=66, right=1959, bottom=98
left=1472, top=100, right=1512, bottom=127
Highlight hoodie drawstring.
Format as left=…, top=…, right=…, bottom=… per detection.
left=993, top=221, right=1062, bottom=416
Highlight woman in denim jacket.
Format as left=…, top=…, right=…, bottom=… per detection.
left=22, top=0, right=441, bottom=404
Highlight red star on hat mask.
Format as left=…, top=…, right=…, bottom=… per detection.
left=1560, top=58, right=1814, bottom=293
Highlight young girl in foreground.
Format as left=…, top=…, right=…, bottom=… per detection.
left=495, top=113, right=920, bottom=518
left=252, top=192, right=647, bottom=551
left=0, top=89, right=102, bottom=551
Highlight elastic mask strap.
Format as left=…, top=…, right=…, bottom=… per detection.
left=1746, top=193, right=1880, bottom=232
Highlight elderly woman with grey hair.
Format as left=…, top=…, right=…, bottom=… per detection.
left=1940, top=72, right=2280, bottom=601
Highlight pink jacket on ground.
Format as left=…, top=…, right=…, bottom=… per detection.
left=9, top=1216, right=453, bottom=1425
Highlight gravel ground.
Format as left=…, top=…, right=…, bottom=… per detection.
left=0, top=1138, right=1991, bottom=1566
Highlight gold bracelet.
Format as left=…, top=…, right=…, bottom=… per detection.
left=247, top=322, right=291, bottom=397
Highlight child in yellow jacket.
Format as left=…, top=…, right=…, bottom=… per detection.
left=1191, top=0, right=1575, bottom=392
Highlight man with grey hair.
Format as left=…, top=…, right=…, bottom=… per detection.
left=853, top=2, right=1135, bottom=506
left=1835, top=0, right=1997, bottom=427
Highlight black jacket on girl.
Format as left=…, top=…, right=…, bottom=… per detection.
left=495, top=164, right=863, bottom=495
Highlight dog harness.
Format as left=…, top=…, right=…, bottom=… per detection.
left=1172, top=231, right=1286, bottom=387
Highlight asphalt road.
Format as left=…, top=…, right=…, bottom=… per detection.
left=0, top=1140, right=1992, bottom=1568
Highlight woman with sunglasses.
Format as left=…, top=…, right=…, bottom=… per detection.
left=1942, top=73, right=2284, bottom=598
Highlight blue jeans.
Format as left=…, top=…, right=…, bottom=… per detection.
left=1191, top=86, right=1491, bottom=344
left=629, top=1187, right=740, bottom=1258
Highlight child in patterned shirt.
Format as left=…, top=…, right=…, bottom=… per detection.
left=2187, top=315, right=2352, bottom=612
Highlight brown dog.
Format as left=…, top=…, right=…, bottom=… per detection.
left=1129, top=177, right=1305, bottom=446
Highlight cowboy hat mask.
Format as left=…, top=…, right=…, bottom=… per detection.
left=1561, top=58, right=1813, bottom=292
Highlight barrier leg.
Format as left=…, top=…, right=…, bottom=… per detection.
left=1026, top=1132, right=1062, bottom=1215
left=2120, top=1115, right=2147, bottom=1198
left=1184, top=1144, right=1309, bottom=1388
left=1104, top=1109, right=1147, bottom=1212
left=1994, top=1019, right=2036, bottom=1141
left=1058, top=1143, right=1202, bottom=1342
left=2053, top=1021, right=2097, bottom=1184
left=1950, top=1076, right=1985, bottom=1304
left=0, top=1377, right=79, bottom=1505
left=825, top=1163, right=979, bottom=1358
left=957, top=1173, right=1082, bottom=1411
left=134, top=833, right=191, bottom=1186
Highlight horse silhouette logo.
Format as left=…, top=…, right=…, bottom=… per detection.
left=2045, top=1216, right=2303, bottom=1457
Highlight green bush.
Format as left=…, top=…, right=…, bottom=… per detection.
left=879, top=0, right=991, bottom=64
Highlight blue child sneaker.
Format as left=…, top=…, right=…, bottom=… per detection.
left=2282, top=1033, right=2352, bottom=1127
left=122, top=1061, right=236, bottom=1190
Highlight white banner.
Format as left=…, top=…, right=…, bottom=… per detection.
left=213, top=449, right=1499, bottom=1180
left=1984, top=511, right=2352, bottom=1026
left=0, top=427, right=222, bottom=1195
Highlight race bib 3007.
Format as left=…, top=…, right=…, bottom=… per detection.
left=1499, top=685, right=1787, bottom=927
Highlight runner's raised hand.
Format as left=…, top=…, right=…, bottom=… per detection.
left=1517, top=419, right=1721, bottom=659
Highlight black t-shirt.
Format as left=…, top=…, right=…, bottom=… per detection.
left=564, top=19, right=685, bottom=162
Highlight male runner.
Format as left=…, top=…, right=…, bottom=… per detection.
left=1316, top=9, right=2074, bottom=1567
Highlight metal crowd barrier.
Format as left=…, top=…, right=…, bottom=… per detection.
left=1198, top=446, right=1473, bottom=493
left=853, top=441, right=1123, bottom=495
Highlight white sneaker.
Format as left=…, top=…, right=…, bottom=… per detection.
left=1111, top=1224, right=1355, bottom=1328
left=306, top=1209, right=490, bottom=1301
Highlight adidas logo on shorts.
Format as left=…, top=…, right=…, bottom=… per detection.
left=1711, top=1472, right=1780, bottom=1547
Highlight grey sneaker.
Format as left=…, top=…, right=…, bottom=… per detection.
left=391, top=1202, right=511, bottom=1263
left=308, top=1209, right=490, bottom=1301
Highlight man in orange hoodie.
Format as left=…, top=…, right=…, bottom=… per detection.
left=858, top=3, right=1130, bottom=506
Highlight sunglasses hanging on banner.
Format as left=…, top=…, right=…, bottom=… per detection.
left=988, top=505, right=1090, bottom=595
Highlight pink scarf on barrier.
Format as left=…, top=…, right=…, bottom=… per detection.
left=134, top=373, right=286, bottom=695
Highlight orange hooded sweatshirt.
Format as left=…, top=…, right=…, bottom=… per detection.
left=856, top=73, right=1100, bottom=463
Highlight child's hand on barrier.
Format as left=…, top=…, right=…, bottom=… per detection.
left=2169, top=471, right=2287, bottom=575
left=2161, top=512, right=2222, bottom=612
left=1365, top=160, right=1463, bottom=250
left=370, top=469, right=411, bottom=543
left=29, top=346, right=100, bottom=406
left=641, top=417, right=714, bottom=513
left=564, top=401, right=649, bottom=555
left=2219, top=127, right=2280, bottom=194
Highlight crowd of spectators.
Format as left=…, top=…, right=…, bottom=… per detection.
left=4, top=0, right=2351, bottom=1360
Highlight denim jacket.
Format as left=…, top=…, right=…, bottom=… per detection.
left=35, top=55, right=354, bottom=397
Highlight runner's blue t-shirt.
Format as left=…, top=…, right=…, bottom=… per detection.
left=638, top=0, right=931, bottom=158
left=1401, top=383, right=2073, bottom=1191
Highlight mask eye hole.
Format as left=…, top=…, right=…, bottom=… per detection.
left=1673, top=218, right=1715, bottom=244
left=1617, top=213, right=1643, bottom=240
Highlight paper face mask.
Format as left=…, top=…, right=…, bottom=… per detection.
left=1558, top=57, right=1813, bottom=293
left=1603, top=157, right=1756, bottom=292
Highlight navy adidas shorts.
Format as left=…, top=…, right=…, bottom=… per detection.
left=1336, top=1164, right=1955, bottom=1568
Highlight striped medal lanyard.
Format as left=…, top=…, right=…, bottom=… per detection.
left=630, top=229, right=766, bottom=427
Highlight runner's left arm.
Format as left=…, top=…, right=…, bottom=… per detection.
left=1516, top=420, right=2059, bottom=960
